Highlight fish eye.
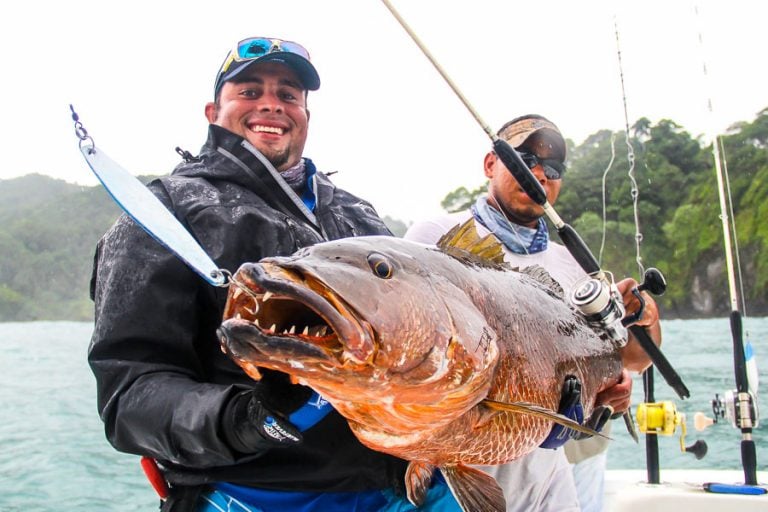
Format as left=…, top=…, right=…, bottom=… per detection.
left=367, top=252, right=393, bottom=279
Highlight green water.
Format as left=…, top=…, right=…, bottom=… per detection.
left=0, top=318, right=765, bottom=510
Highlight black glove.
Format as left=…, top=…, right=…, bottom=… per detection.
left=222, top=390, right=303, bottom=454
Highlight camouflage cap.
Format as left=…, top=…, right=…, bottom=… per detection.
left=498, top=116, right=566, bottom=161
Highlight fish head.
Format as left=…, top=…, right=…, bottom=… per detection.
left=218, top=236, right=500, bottom=430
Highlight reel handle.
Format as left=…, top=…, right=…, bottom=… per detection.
left=685, top=439, right=708, bottom=460
left=637, top=267, right=667, bottom=296
left=622, top=267, right=666, bottom=327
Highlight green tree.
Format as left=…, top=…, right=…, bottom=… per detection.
left=441, top=184, right=486, bottom=213
left=438, top=109, right=768, bottom=317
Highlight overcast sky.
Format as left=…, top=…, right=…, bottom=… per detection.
left=3, top=0, right=766, bottom=223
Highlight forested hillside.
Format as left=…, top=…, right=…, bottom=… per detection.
left=0, top=175, right=128, bottom=320
left=441, top=108, right=768, bottom=318
left=1, top=109, right=765, bottom=321
left=0, top=175, right=408, bottom=321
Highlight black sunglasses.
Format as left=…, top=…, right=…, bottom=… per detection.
left=518, top=151, right=566, bottom=180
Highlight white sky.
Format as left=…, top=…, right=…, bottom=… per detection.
left=2, top=0, right=766, bottom=223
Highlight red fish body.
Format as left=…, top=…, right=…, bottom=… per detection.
left=218, top=222, right=622, bottom=511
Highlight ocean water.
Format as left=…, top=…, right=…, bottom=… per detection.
left=0, top=318, right=766, bottom=511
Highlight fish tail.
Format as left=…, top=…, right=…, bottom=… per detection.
left=441, top=463, right=505, bottom=512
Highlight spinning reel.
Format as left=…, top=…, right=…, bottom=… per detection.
left=570, top=267, right=667, bottom=345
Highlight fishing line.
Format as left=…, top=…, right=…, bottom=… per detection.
left=598, top=133, right=617, bottom=267
left=613, top=15, right=644, bottom=277
left=613, top=11, right=663, bottom=485
left=488, top=191, right=533, bottom=256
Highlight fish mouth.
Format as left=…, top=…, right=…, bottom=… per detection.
left=220, top=261, right=376, bottom=370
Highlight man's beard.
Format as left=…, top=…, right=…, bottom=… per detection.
left=260, top=147, right=290, bottom=171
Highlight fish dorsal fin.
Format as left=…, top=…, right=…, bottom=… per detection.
left=440, top=463, right=506, bottom=512
left=481, top=399, right=610, bottom=440
left=518, top=265, right=564, bottom=299
left=437, top=218, right=506, bottom=267
left=405, top=461, right=435, bottom=507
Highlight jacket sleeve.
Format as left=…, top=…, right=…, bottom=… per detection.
left=88, top=213, right=254, bottom=468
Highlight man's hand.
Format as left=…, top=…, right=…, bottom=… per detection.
left=569, top=372, right=631, bottom=441
left=223, top=390, right=303, bottom=454
left=616, top=277, right=662, bottom=373
left=595, top=368, right=632, bottom=414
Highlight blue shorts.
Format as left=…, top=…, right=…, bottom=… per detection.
left=195, top=476, right=461, bottom=512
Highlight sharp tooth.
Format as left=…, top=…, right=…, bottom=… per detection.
left=233, top=287, right=243, bottom=299
left=263, top=291, right=273, bottom=302
left=302, top=326, right=309, bottom=335
left=255, top=319, right=261, bottom=327
left=270, top=323, right=277, bottom=333
left=252, top=301, right=260, bottom=314
left=235, top=313, right=242, bottom=319
left=320, top=326, right=329, bottom=336
left=289, top=325, right=296, bottom=334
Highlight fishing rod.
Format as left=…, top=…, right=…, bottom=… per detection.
left=689, top=6, right=759, bottom=488
left=380, top=0, right=689, bottom=400
left=708, top=135, right=758, bottom=486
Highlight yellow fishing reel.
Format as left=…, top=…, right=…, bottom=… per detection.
left=636, top=401, right=708, bottom=459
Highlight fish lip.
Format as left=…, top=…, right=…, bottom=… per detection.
left=226, top=261, right=376, bottom=365
left=219, top=318, right=332, bottom=363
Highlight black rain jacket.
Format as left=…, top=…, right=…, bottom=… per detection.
left=88, top=125, right=408, bottom=494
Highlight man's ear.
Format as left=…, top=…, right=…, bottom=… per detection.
left=205, top=102, right=217, bottom=124
left=483, top=151, right=496, bottom=179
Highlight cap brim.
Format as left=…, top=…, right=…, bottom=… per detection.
left=220, top=52, right=321, bottom=91
left=501, top=118, right=566, bottom=160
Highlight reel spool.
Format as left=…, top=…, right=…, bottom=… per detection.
left=636, top=401, right=707, bottom=459
left=570, top=274, right=627, bottom=344
left=695, top=390, right=760, bottom=431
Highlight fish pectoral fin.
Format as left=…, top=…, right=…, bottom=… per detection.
left=481, top=399, right=611, bottom=441
left=440, top=463, right=505, bottom=512
left=405, top=461, right=436, bottom=507
left=473, top=403, right=504, bottom=430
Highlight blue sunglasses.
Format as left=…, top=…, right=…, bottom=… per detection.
left=219, top=37, right=311, bottom=76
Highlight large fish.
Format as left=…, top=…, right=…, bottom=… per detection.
left=217, top=220, right=622, bottom=511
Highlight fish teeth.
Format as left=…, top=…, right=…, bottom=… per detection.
left=233, top=287, right=243, bottom=299
left=269, top=323, right=277, bottom=333
left=288, top=325, right=296, bottom=334
left=255, top=319, right=261, bottom=327
left=262, top=291, right=274, bottom=302
left=302, top=326, right=309, bottom=335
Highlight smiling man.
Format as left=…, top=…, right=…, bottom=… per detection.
left=89, top=37, right=461, bottom=511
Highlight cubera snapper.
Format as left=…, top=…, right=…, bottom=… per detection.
left=217, top=219, right=623, bottom=512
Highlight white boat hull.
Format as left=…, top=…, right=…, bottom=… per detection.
left=605, top=469, right=767, bottom=511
